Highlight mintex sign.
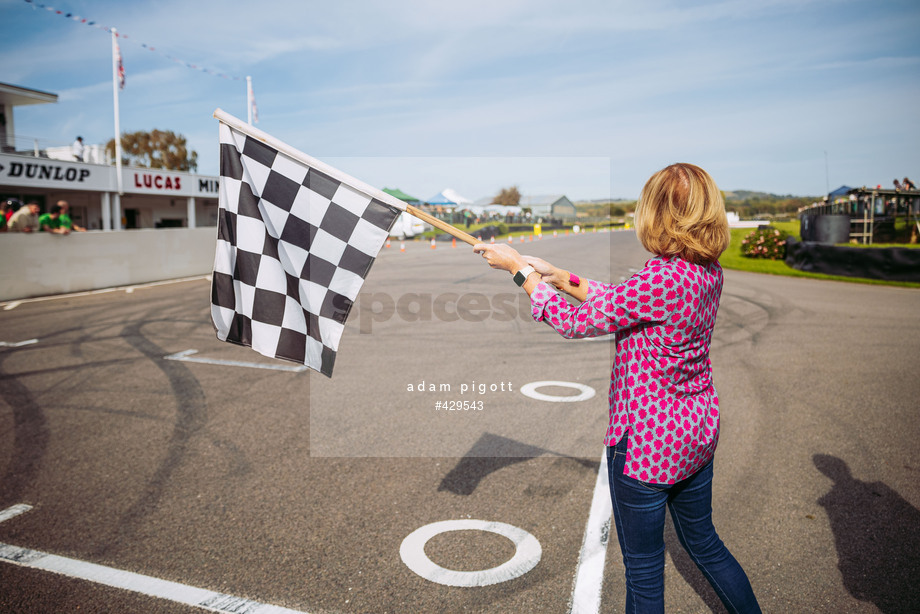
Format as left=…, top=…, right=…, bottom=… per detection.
left=0, top=153, right=113, bottom=191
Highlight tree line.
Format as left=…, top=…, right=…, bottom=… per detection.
left=723, top=194, right=817, bottom=216
left=105, top=129, right=198, bottom=172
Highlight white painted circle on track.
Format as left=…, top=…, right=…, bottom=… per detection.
left=400, top=520, right=541, bottom=587
left=520, top=381, right=596, bottom=403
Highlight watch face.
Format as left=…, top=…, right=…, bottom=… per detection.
left=513, top=271, right=526, bottom=286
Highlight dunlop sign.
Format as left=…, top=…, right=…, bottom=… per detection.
left=0, top=154, right=113, bottom=192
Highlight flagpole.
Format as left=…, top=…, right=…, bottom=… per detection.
left=111, top=27, right=123, bottom=196
left=405, top=204, right=478, bottom=245
left=246, top=76, right=253, bottom=125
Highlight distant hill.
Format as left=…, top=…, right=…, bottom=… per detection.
left=723, top=191, right=819, bottom=216
left=723, top=190, right=815, bottom=202
left=578, top=191, right=818, bottom=203
left=574, top=190, right=820, bottom=218
left=574, top=198, right=635, bottom=204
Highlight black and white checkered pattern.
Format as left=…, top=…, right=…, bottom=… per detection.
left=211, top=122, right=401, bottom=376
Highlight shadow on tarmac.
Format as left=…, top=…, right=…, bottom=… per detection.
left=814, top=453, right=920, bottom=614
left=653, top=456, right=920, bottom=614
left=438, top=433, right=597, bottom=496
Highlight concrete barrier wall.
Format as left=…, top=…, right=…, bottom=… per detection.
left=0, top=227, right=217, bottom=301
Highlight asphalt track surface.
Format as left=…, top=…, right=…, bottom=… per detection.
left=1, top=230, right=918, bottom=613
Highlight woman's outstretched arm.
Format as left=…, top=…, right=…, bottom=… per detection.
left=521, top=255, right=590, bottom=303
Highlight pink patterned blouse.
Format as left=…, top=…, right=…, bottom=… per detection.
left=530, top=256, right=723, bottom=484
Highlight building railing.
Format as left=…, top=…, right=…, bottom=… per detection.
left=797, top=187, right=920, bottom=245
left=0, top=135, right=107, bottom=164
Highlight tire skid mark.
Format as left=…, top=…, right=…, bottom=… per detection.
left=52, top=403, right=170, bottom=423
left=0, top=318, right=166, bottom=509
left=0, top=353, right=50, bottom=509
left=712, top=284, right=788, bottom=350
left=3, top=357, right=142, bottom=381
left=97, top=319, right=208, bottom=554
left=210, top=438, right=253, bottom=479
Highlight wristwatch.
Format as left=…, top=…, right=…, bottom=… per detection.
left=569, top=272, right=581, bottom=286
left=513, top=265, right=537, bottom=287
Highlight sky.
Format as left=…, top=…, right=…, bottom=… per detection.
left=1, top=0, right=918, bottom=201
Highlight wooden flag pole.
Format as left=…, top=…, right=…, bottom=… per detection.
left=406, top=204, right=479, bottom=246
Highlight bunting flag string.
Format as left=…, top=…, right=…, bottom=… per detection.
left=21, top=0, right=242, bottom=81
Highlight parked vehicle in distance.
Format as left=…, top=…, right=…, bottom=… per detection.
left=390, top=211, right=430, bottom=239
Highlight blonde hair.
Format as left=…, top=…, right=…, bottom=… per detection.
left=634, top=163, right=730, bottom=265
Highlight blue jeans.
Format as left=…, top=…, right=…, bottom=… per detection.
left=607, top=436, right=761, bottom=613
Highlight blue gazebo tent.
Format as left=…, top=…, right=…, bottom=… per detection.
left=426, top=192, right=458, bottom=207
left=427, top=188, right=472, bottom=209
left=828, top=185, right=853, bottom=198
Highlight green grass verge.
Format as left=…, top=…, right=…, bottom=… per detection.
left=720, top=223, right=920, bottom=288
left=844, top=242, right=920, bottom=249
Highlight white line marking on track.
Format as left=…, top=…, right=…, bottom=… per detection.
left=0, top=339, right=39, bottom=348
left=0, top=505, right=311, bottom=613
left=0, top=541, right=312, bottom=613
left=164, top=349, right=308, bottom=373
left=520, top=381, right=596, bottom=403
left=0, top=275, right=210, bottom=309
left=568, top=449, right=612, bottom=614
left=0, top=504, right=33, bottom=523
left=400, top=519, right=541, bottom=587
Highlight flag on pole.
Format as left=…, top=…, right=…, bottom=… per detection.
left=248, top=79, right=258, bottom=124
left=211, top=110, right=404, bottom=376
left=115, top=37, right=125, bottom=89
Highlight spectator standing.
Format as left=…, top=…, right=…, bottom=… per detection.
left=72, top=136, right=85, bottom=162
left=39, top=204, right=71, bottom=234
left=903, top=177, right=916, bottom=191
left=57, top=200, right=86, bottom=232
left=8, top=202, right=41, bottom=232
left=0, top=200, right=7, bottom=232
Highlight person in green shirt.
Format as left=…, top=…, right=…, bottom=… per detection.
left=39, top=204, right=71, bottom=234
left=57, top=200, right=86, bottom=232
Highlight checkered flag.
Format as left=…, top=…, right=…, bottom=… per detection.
left=211, top=113, right=403, bottom=376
